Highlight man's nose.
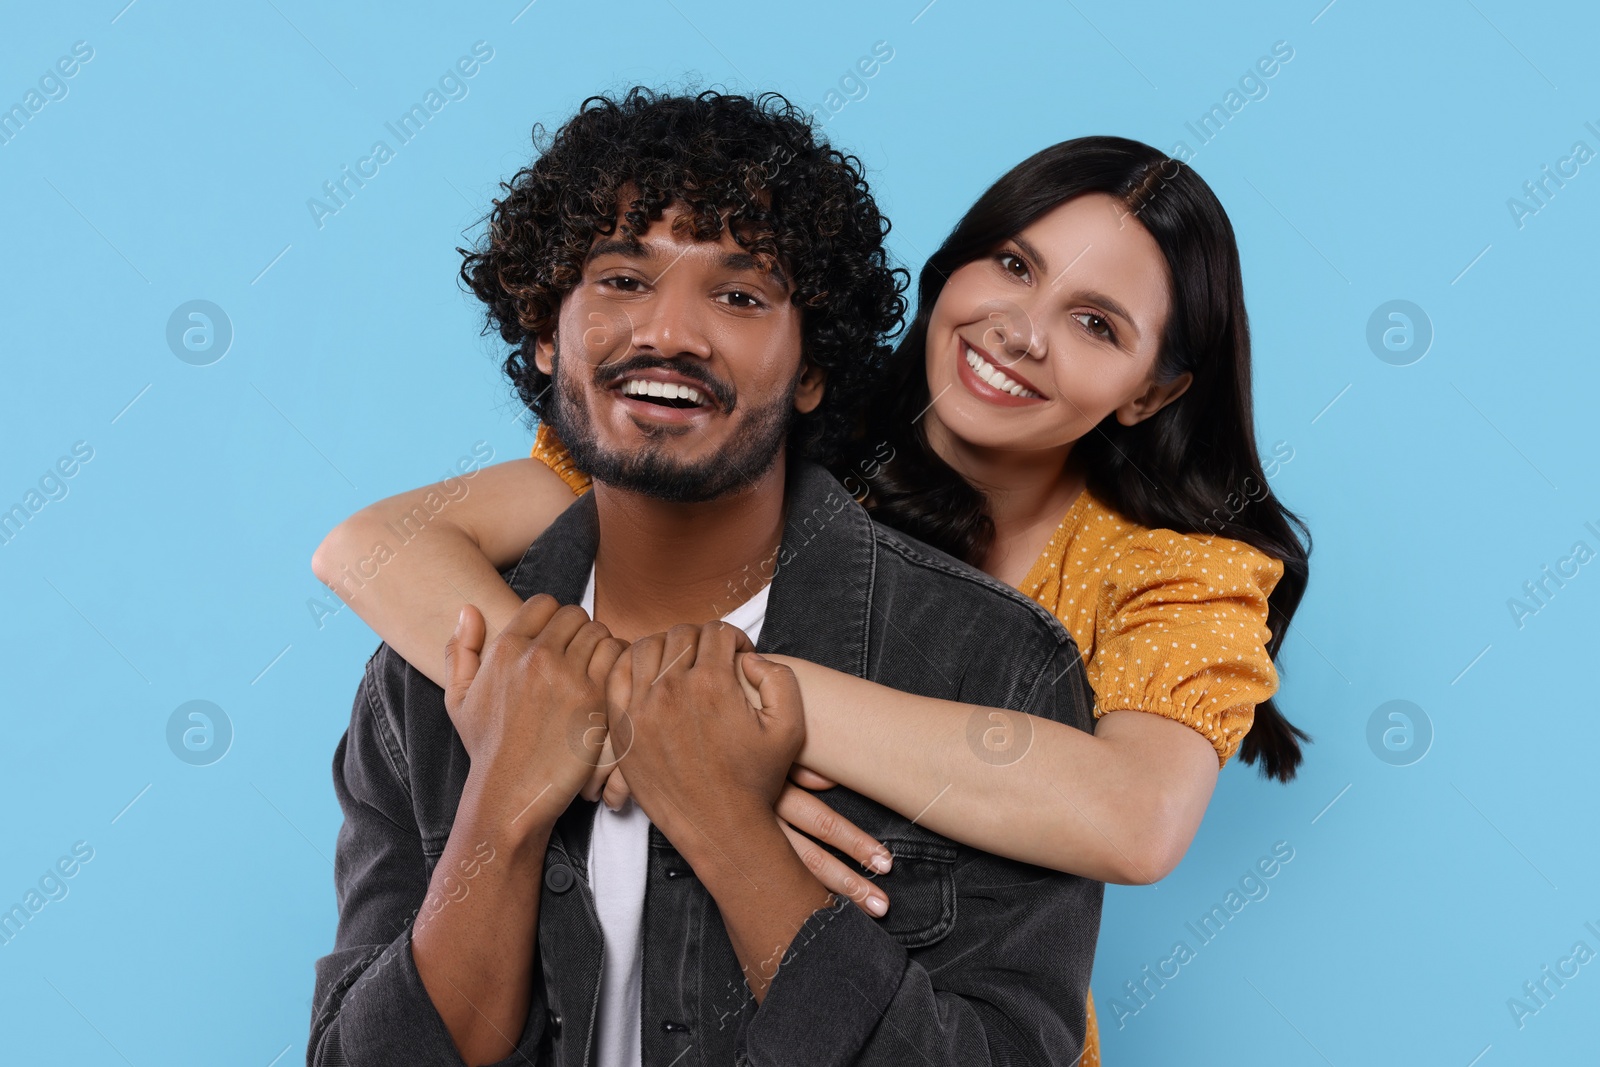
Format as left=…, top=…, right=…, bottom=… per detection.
left=626, top=288, right=714, bottom=361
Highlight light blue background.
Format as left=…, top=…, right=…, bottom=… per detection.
left=3, top=1, right=1596, bottom=1063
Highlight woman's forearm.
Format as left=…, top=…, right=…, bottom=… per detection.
left=313, top=511, right=527, bottom=689
left=311, top=460, right=575, bottom=689
left=770, top=656, right=1220, bottom=885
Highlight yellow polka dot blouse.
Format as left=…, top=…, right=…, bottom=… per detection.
left=532, top=420, right=1284, bottom=766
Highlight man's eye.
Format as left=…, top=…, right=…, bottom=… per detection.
left=718, top=290, right=763, bottom=308
left=601, top=276, right=642, bottom=292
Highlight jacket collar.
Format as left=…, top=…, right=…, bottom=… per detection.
left=505, top=448, right=876, bottom=672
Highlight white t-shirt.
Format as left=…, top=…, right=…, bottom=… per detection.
left=579, top=564, right=771, bottom=1067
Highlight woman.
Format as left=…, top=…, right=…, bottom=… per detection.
left=313, top=135, right=1311, bottom=1064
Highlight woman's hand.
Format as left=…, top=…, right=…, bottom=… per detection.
left=600, top=762, right=893, bottom=917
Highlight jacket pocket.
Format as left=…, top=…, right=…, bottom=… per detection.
left=873, top=836, right=957, bottom=949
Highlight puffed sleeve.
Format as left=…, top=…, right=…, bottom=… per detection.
left=1084, top=529, right=1285, bottom=766
left=530, top=420, right=592, bottom=497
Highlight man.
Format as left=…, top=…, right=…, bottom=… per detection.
left=308, top=87, right=1102, bottom=1066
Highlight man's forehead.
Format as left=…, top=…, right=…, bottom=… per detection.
left=583, top=205, right=790, bottom=288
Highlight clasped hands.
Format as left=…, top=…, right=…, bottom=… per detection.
left=441, top=593, right=892, bottom=916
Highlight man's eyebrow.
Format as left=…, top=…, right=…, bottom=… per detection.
left=586, top=237, right=651, bottom=262
left=1013, top=235, right=1140, bottom=341
left=722, top=251, right=789, bottom=290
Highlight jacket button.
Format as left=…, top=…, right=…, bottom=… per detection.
left=546, top=1009, right=562, bottom=1035
left=544, top=863, right=574, bottom=893
left=661, top=1019, right=693, bottom=1034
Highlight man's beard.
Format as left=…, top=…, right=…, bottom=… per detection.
left=542, top=335, right=800, bottom=504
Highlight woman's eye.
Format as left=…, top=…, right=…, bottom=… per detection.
left=601, top=276, right=642, bottom=292
left=997, top=252, right=1031, bottom=280
left=1072, top=311, right=1116, bottom=341
left=718, top=290, right=762, bottom=308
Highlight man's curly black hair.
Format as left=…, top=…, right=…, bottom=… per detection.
left=458, top=86, right=909, bottom=467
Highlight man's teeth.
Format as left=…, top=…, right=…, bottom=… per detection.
left=964, top=343, right=1042, bottom=398
left=620, top=378, right=706, bottom=405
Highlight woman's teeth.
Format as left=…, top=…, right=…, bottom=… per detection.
left=964, top=343, right=1042, bottom=399
left=620, top=378, right=707, bottom=407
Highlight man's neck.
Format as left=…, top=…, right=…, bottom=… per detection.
left=587, top=457, right=788, bottom=642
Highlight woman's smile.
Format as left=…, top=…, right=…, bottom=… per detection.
left=955, top=336, right=1047, bottom=406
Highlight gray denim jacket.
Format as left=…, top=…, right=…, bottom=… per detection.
left=307, top=453, right=1103, bottom=1066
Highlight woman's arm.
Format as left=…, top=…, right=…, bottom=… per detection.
left=767, top=656, right=1220, bottom=886
left=310, top=458, right=579, bottom=689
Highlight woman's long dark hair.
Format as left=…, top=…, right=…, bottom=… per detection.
left=851, top=136, right=1313, bottom=781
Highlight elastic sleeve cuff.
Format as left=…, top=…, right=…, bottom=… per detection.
left=737, top=895, right=907, bottom=1065
left=334, top=927, right=546, bottom=1067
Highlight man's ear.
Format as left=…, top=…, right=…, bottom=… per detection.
left=1115, top=370, right=1192, bottom=426
left=533, top=327, right=557, bottom=377
left=793, top=359, right=828, bottom=415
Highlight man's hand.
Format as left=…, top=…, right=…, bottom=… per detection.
left=444, top=597, right=627, bottom=818
left=606, top=620, right=833, bottom=1002
left=606, top=621, right=804, bottom=855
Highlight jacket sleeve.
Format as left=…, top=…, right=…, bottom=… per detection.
left=307, top=648, right=550, bottom=1067
left=735, top=637, right=1102, bottom=1066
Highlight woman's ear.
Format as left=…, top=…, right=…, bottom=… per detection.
left=793, top=359, right=828, bottom=415
left=533, top=328, right=557, bottom=377
left=1115, top=370, right=1193, bottom=426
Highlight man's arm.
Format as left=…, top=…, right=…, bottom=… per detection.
left=307, top=650, right=553, bottom=1067
left=310, top=595, right=626, bottom=1066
